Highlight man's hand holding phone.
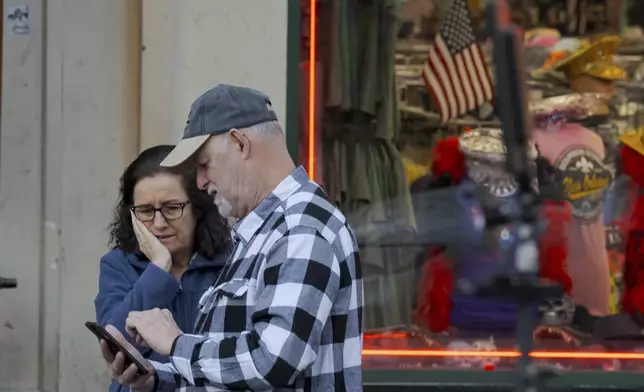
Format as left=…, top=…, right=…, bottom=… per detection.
left=126, top=308, right=183, bottom=356
left=100, top=325, right=155, bottom=392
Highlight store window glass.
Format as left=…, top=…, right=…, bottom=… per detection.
left=298, top=0, right=644, bottom=378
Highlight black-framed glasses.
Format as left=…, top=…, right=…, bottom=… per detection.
left=131, top=201, right=190, bottom=222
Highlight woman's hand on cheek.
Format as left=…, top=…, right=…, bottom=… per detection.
left=131, top=212, right=172, bottom=271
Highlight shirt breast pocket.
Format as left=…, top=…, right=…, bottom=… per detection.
left=214, top=278, right=250, bottom=304
left=212, top=279, right=251, bottom=333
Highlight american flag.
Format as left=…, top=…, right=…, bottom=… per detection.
left=422, top=0, right=494, bottom=123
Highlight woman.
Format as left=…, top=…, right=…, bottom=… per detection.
left=94, top=145, right=230, bottom=392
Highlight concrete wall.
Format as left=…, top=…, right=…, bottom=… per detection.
left=140, top=0, right=289, bottom=149
left=1, top=1, right=46, bottom=391
left=0, top=0, right=289, bottom=391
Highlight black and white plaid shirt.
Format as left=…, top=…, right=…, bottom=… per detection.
left=151, top=166, right=364, bottom=391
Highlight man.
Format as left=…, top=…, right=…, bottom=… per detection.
left=100, top=84, right=364, bottom=391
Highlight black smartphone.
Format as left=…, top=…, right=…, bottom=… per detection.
left=85, top=321, right=149, bottom=375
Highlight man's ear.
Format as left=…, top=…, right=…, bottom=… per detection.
left=228, top=129, right=251, bottom=159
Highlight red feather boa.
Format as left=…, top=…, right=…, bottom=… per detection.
left=415, top=137, right=571, bottom=332
left=620, top=145, right=644, bottom=315
left=539, top=200, right=573, bottom=293
left=431, top=136, right=466, bottom=183
left=414, top=137, right=462, bottom=332
left=415, top=248, right=454, bottom=332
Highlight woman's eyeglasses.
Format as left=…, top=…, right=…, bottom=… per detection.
left=131, top=201, right=190, bottom=222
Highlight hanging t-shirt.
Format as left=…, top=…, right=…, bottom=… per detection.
left=582, top=116, right=625, bottom=313
left=533, top=123, right=614, bottom=315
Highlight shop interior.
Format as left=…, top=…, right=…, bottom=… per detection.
left=299, top=0, right=644, bottom=379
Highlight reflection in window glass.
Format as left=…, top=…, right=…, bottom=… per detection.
left=300, top=0, right=644, bottom=374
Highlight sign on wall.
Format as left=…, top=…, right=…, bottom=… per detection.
left=7, top=4, right=30, bottom=36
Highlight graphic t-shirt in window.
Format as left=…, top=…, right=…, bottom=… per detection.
left=533, top=123, right=613, bottom=315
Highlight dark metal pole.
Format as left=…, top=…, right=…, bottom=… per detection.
left=477, top=1, right=561, bottom=391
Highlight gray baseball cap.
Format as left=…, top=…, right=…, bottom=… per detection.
left=160, top=84, right=278, bottom=167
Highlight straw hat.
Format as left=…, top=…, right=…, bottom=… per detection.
left=539, top=36, right=626, bottom=81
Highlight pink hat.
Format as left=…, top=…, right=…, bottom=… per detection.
left=526, top=35, right=560, bottom=48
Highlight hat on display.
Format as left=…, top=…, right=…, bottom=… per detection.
left=459, top=127, right=538, bottom=164
left=524, top=28, right=561, bottom=48
left=529, top=92, right=611, bottom=129
left=161, top=84, right=278, bottom=167
left=459, top=128, right=538, bottom=198
left=538, top=36, right=626, bottom=81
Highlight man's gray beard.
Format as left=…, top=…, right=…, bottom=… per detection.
left=214, top=195, right=234, bottom=219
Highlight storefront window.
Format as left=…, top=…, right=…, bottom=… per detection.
left=298, top=0, right=644, bottom=388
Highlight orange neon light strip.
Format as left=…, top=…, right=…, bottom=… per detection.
left=363, top=333, right=409, bottom=339
left=362, top=349, right=644, bottom=360
left=362, top=334, right=644, bottom=360
left=307, top=0, right=317, bottom=181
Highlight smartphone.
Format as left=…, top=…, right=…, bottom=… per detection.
left=85, top=321, right=149, bottom=375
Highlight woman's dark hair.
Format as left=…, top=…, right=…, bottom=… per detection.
left=108, top=145, right=230, bottom=259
